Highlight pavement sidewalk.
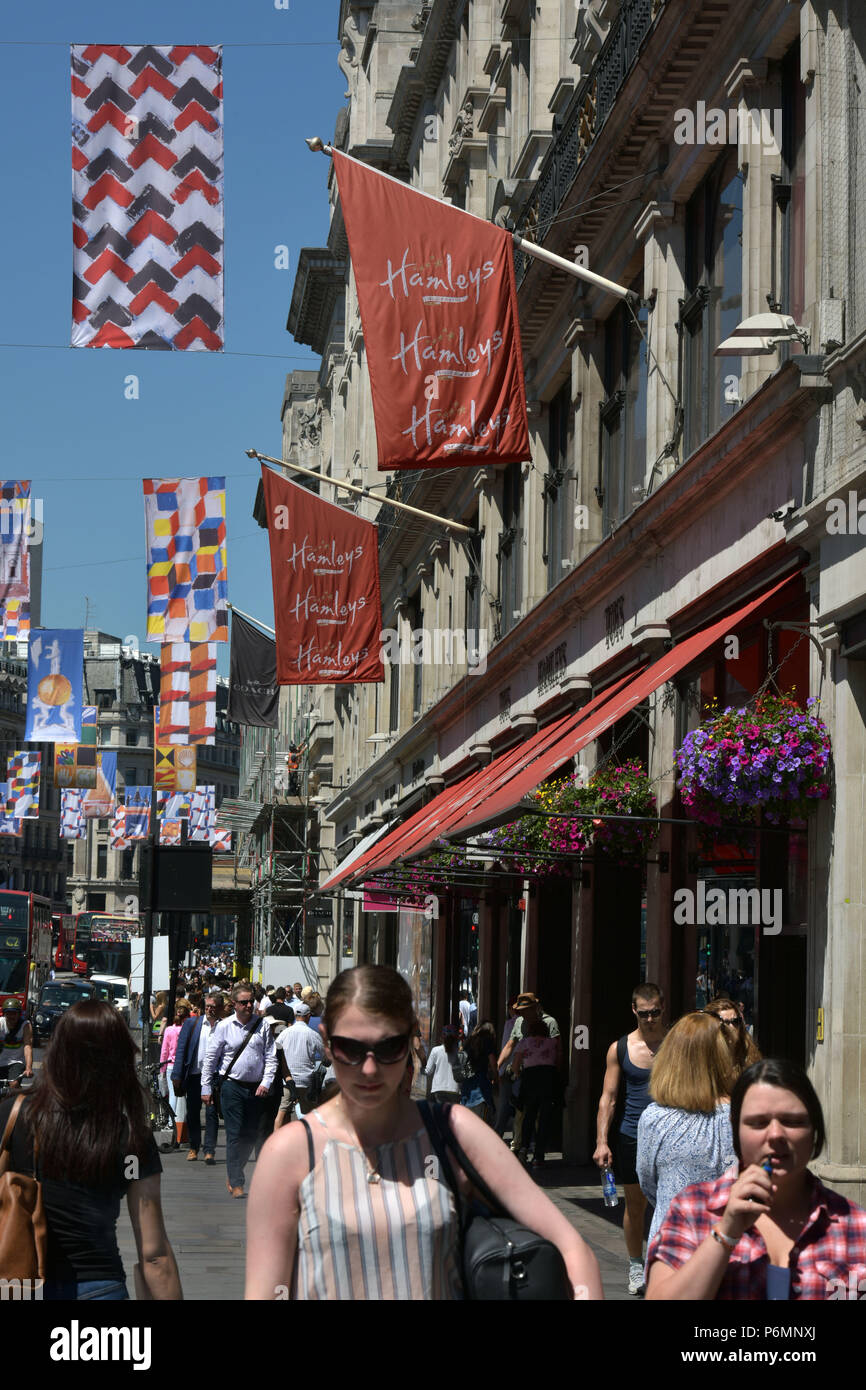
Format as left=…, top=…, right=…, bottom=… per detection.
left=118, top=1134, right=638, bottom=1301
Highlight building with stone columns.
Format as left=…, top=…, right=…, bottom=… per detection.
left=278, top=0, right=865, bottom=1189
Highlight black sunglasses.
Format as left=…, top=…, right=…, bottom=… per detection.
left=635, top=1007, right=662, bottom=1020
left=329, top=1033, right=410, bottom=1067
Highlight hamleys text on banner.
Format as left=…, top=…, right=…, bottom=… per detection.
left=332, top=150, right=530, bottom=471
left=261, top=465, right=384, bottom=685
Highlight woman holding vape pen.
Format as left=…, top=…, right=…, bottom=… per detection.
left=645, top=1059, right=866, bottom=1300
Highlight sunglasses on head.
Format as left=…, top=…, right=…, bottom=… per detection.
left=329, top=1033, right=410, bottom=1067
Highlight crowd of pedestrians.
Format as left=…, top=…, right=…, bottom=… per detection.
left=3, top=957, right=865, bottom=1304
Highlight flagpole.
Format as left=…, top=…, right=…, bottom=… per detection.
left=247, top=449, right=477, bottom=537
left=306, top=138, right=636, bottom=303
left=226, top=601, right=276, bottom=638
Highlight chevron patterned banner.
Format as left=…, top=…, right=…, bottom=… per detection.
left=5, top=752, right=41, bottom=819
left=61, top=789, right=86, bottom=839
left=158, top=641, right=217, bottom=742
left=0, top=482, right=31, bottom=639
left=144, top=477, right=227, bottom=642
left=110, top=806, right=131, bottom=849
left=71, top=44, right=224, bottom=350
left=210, top=827, right=231, bottom=852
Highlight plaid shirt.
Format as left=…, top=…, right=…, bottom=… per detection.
left=647, top=1168, right=866, bottom=1300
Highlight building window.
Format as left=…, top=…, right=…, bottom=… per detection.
left=120, top=847, right=134, bottom=881
left=544, top=380, right=573, bottom=584
left=125, top=730, right=137, bottom=746
left=464, top=519, right=481, bottom=653
left=498, top=461, right=523, bottom=635
left=600, top=290, right=648, bottom=535
left=408, top=592, right=423, bottom=722
left=388, top=644, right=400, bottom=735
left=778, top=42, right=806, bottom=332
left=96, top=845, right=107, bottom=879
left=94, top=690, right=114, bottom=711
left=680, top=150, right=743, bottom=456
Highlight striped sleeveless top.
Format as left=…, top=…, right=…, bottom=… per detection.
left=294, top=1106, right=463, bottom=1301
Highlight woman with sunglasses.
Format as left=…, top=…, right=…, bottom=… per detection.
left=245, top=965, right=602, bottom=1300
left=646, top=1058, right=866, bottom=1299
left=703, top=997, right=761, bottom=1074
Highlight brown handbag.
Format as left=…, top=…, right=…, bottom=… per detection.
left=0, top=1095, right=48, bottom=1281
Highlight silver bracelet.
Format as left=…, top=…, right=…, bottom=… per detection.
left=711, top=1226, right=737, bottom=1251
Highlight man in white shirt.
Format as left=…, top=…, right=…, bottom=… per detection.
left=201, top=984, right=278, bottom=1197
left=171, top=994, right=224, bottom=1163
left=273, top=1008, right=324, bottom=1129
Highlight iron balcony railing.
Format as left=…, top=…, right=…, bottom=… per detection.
left=514, top=0, right=660, bottom=284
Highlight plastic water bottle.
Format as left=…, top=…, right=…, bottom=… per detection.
left=601, top=1165, right=619, bottom=1207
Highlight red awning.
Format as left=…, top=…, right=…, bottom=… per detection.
left=447, top=572, right=799, bottom=841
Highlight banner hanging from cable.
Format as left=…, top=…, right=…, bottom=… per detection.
left=25, top=630, right=85, bottom=743
left=144, top=477, right=228, bottom=642
left=0, top=482, right=31, bottom=639
left=227, top=610, right=279, bottom=728
left=261, top=465, right=384, bottom=685
left=71, top=44, right=224, bottom=350
left=331, top=150, right=530, bottom=470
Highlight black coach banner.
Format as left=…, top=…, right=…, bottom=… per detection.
left=227, top=610, right=279, bottom=728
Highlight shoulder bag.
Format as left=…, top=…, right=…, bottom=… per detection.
left=418, top=1100, right=572, bottom=1300
left=0, top=1095, right=48, bottom=1281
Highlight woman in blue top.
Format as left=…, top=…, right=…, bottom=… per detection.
left=637, top=1011, right=737, bottom=1250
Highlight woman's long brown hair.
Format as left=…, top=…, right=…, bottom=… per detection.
left=27, top=999, right=151, bottom=1184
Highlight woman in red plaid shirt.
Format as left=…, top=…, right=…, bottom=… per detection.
left=646, top=1059, right=866, bottom=1300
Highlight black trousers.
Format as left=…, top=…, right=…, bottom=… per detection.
left=519, top=1066, right=557, bottom=1162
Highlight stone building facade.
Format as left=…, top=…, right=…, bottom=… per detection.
left=284, top=0, right=866, bottom=1188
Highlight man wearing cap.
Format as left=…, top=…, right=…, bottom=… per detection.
left=497, top=994, right=561, bottom=1154
left=273, top=1001, right=324, bottom=1129
left=0, top=999, right=33, bottom=1091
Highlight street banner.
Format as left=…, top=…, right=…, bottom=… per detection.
left=189, top=784, right=215, bottom=840
left=154, top=742, right=196, bottom=794
left=159, top=818, right=182, bottom=846
left=25, top=629, right=85, bottom=743
left=210, top=827, right=231, bottom=852
left=61, top=788, right=86, bottom=839
left=83, top=750, right=117, bottom=819
left=5, top=752, right=41, bottom=818
left=144, top=477, right=228, bottom=642
left=158, top=641, right=217, bottom=743
left=0, top=785, right=22, bottom=837
left=0, top=481, right=31, bottom=639
left=156, top=788, right=191, bottom=820
left=261, top=465, right=384, bottom=685
left=124, top=785, right=152, bottom=838
left=54, top=705, right=99, bottom=787
left=227, top=611, right=278, bottom=727
left=332, top=149, right=530, bottom=470
left=71, top=44, right=224, bottom=350
left=110, top=806, right=131, bottom=849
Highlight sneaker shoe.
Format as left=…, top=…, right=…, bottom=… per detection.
left=627, top=1262, right=646, bottom=1296
left=204, top=1153, right=216, bottom=1165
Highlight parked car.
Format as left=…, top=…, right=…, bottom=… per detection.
left=90, top=973, right=131, bottom=1025
left=34, top=978, right=106, bottom=1043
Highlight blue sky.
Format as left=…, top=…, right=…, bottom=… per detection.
left=0, top=2, right=345, bottom=672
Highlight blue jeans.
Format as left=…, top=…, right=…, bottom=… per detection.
left=219, top=1078, right=264, bottom=1189
left=44, top=1279, right=129, bottom=1301
left=185, top=1073, right=219, bottom=1153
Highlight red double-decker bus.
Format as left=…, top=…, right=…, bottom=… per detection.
left=55, top=912, right=140, bottom=977
left=0, top=890, right=52, bottom=1018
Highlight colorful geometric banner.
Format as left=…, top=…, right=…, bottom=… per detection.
left=5, top=752, right=41, bottom=819
left=61, top=788, right=86, bottom=839
left=54, top=705, right=99, bottom=787
left=261, top=465, right=384, bottom=685
left=154, top=742, right=196, bottom=794
left=0, top=481, right=31, bottom=639
left=144, top=477, right=227, bottom=643
left=332, top=150, right=530, bottom=470
left=156, top=788, right=191, bottom=820
left=210, top=827, right=231, bottom=852
left=71, top=44, right=224, bottom=351
left=159, top=819, right=182, bottom=846
left=124, top=785, right=152, bottom=838
left=158, top=641, right=216, bottom=743
left=0, top=785, right=23, bottom=837
left=25, top=630, right=85, bottom=743
left=110, top=806, right=131, bottom=849
left=189, top=783, right=215, bottom=840
left=82, top=751, right=117, bottom=819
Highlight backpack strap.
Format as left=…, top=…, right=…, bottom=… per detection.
left=616, top=1035, right=628, bottom=1070
left=299, top=1118, right=315, bottom=1173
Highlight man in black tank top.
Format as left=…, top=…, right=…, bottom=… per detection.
left=593, top=983, right=667, bottom=1295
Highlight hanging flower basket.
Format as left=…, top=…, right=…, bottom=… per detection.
left=674, top=693, right=831, bottom=829
left=543, top=760, right=658, bottom=864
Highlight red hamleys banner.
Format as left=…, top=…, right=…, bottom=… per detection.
left=332, top=150, right=530, bottom=470
left=261, top=466, right=384, bottom=685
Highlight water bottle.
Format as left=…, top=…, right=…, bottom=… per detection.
left=601, top=1165, right=619, bottom=1208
